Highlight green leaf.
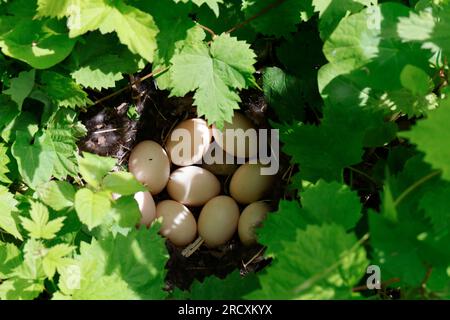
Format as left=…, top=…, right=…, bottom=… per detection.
left=109, top=195, right=141, bottom=229
left=400, top=64, right=433, bottom=96
left=102, top=172, right=146, bottom=196
left=65, top=0, right=158, bottom=62
left=242, top=0, right=314, bottom=37
left=0, top=242, right=22, bottom=278
left=191, top=0, right=223, bottom=16
left=35, top=180, right=76, bottom=211
left=174, top=271, right=260, bottom=300
left=67, top=32, right=144, bottom=90
left=78, top=152, right=116, bottom=188
left=401, top=100, right=450, bottom=181
left=56, top=226, right=168, bottom=299
left=20, top=201, right=66, bottom=240
left=398, top=2, right=450, bottom=57
left=280, top=103, right=395, bottom=182
left=3, top=69, right=35, bottom=109
left=250, top=224, right=368, bottom=299
left=169, top=33, right=256, bottom=127
left=0, top=278, right=45, bottom=300
left=42, top=244, right=75, bottom=279
left=0, top=143, right=12, bottom=183
left=0, top=18, right=76, bottom=69
left=0, top=186, right=22, bottom=240
left=11, top=130, right=56, bottom=188
left=36, top=0, right=72, bottom=19
left=40, top=71, right=92, bottom=109
left=74, top=189, right=111, bottom=230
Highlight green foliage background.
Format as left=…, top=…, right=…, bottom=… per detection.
left=0, top=0, right=449, bottom=300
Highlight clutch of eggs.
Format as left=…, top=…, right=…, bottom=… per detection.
left=127, top=112, right=275, bottom=248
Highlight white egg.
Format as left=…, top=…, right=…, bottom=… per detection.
left=166, top=118, right=212, bottom=166
left=128, top=140, right=170, bottom=195
left=134, top=191, right=156, bottom=227
left=212, top=112, right=257, bottom=159
left=156, top=200, right=197, bottom=247
left=167, top=166, right=220, bottom=206
left=230, top=163, right=275, bottom=204
left=198, top=196, right=240, bottom=248
left=238, top=201, right=270, bottom=246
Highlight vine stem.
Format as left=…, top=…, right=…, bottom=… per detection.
left=92, top=66, right=169, bottom=107
left=226, top=0, right=287, bottom=34
left=393, top=170, right=441, bottom=207
left=196, top=22, right=216, bottom=38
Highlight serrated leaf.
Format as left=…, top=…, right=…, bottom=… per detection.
left=169, top=33, right=256, bottom=127
left=401, top=100, right=450, bottom=181
left=0, top=278, right=45, bottom=300
left=251, top=224, right=368, bottom=299
left=174, top=271, right=260, bottom=300
left=20, top=201, right=66, bottom=240
left=11, top=130, right=56, bottom=188
left=65, top=0, right=158, bottom=62
left=109, top=195, right=141, bottom=229
left=35, top=181, right=75, bottom=211
left=78, top=152, right=116, bottom=188
left=102, top=172, right=146, bottom=196
left=242, top=0, right=314, bottom=37
left=0, top=242, right=21, bottom=278
left=36, top=0, right=72, bottom=19
left=42, top=244, right=75, bottom=279
left=3, top=69, right=35, bottom=109
left=74, top=189, right=111, bottom=230
left=0, top=143, right=11, bottom=183
left=0, top=186, right=22, bottom=240
left=56, top=226, right=168, bottom=299
left=0, top=17, right=76, bottom=69
left=40, top=71, right=92, bottom=109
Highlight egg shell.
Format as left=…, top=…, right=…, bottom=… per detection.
left=201, top=142, right=238, bottom=176
left=128, top=140, right=170, bottom=195
left=166, top=118, right=212, bottom=166
left=229, top=163, right=275, bottom=204
left=156, top=200, right=197, bottom=247
left=212, top=112, right=257, bottom=159
left=238, top=201, right=270, bottom=246
left=134, top=191, right=157, bottom=227
left=198, top=196, right=240, bottom=248
left=167, top=166, right=221, bottom=206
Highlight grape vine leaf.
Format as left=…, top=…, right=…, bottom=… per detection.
left=0, top=13, right=76, bottom=69
left=173, top=271, right=260, bottom=300
left=280, top=102, right=395, bottom=182
left=67, top=33, right=144, bottom=90
left=0, top=186, right=22, bottom=240
left=0, top=278, right=45, bottom=300
left=74, top=189, right=111, bottom=230
left=42, top=244, right=75, bottom=279
left=40, top=71, right=92, bottom=109
left=63, top=0, right=158, bottom=62
left=0, top=242, right=21, bottom=278
left=397, top=2, right=450, bottom=56
left=55, top=226, right=168, bottom=300
left=20, top=201, right=66, bottom=240
left=78, top=152, right=116, bottom=188
left=102, top=172, right=146, bottom=196
left=400, top=99, right=450, bottom=181
left=169, top=33, right=256, bottom=127
left=11, top=130, right=56, bottom=188
left=258, top=180, right=362, bottom=257
left=0, top=143, right=11, bottom=183
left=3, top=69, right=35, bottom=109
left=175, top=0, right=223, bottom=16
left=35, top=181, right=76, bottom=211
left=242, top=0, right=314, bottom=37
left=250, top=224, right=368, bottom=299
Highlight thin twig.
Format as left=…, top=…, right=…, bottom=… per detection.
left=226, top=0, right=287, bottom=34
left=243, top=247, right=266, bottom=269
left=196, top=22, right=216, bottom=38
left=92, top=67, right=169, bottom=107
